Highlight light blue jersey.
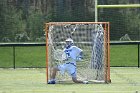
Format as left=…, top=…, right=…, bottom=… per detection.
left=63, top=46, right=83, bottom=65
left=58, top=45, right=83, bottom=77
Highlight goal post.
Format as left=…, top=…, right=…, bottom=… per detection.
left=45, top=22, right=111, bottom=83
left=95, top=0, right=140, bottom=22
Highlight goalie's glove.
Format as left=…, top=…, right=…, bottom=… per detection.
left=76, top=57, right=82, bottom=61
left=76, top=52, right=83, bottom=61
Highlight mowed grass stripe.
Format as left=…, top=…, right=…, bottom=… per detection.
left=0, top=68, right=140, bottom=93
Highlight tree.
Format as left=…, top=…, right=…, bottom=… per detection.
left=0, top=0, right=25, bottom=42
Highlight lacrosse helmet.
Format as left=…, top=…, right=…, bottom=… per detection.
left=65, top=38, right=74, bottom=48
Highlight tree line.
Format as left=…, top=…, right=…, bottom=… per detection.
left=0, top=0, right=140, bottom=42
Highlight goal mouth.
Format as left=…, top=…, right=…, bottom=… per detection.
left=45, top=22, right=111, bottom=84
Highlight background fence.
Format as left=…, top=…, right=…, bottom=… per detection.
left=0, top=42, right=140, bottom=68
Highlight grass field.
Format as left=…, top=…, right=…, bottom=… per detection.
left=0, top=44, right=140, bottom=93
left=0, top=67, right=140, bottom=93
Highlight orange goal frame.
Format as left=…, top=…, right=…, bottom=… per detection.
left=45, top=22, right=111, bottom=83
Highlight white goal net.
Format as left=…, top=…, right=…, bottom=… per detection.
left=45, top=22, right=110, bottom=83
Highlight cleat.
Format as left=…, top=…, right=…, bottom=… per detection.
left=83, top=81, right=88, bottom=84
left=48, top=80, right=56, bottom=84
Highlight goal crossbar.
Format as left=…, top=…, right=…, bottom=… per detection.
left=97, top=4, right=140, bottom=8
left=46, top=22, right=110, bottom=25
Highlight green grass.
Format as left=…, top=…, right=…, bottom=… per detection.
left=0, top=45, right=139, bottom=67
left=0, top=67, right=140, bottom=93
left=0, top=45, right=139, bottom=93
left=110, top=45, right=138, bottom=66
left=0, top=46, right=46, bottom=67
left=15, top=47, right=46, bottom=67
left=0, top=47, right=13, bottom=67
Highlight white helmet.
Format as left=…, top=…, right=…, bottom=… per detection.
left=65, top=38, right=74, bottom=43
left=65, top=38, right=74, bottom=48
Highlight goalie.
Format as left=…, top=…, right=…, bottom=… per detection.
left=48, top=38, right=88, bottom=84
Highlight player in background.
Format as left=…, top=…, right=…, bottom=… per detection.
left=48, top=38, right=88, bottom=84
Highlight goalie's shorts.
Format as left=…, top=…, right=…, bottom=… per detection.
left=57, top=62, right=76, bottom=77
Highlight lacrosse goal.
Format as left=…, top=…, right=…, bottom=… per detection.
left=45, top=22, right=111, bottom=83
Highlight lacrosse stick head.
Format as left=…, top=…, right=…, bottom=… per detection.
left=53, top=49, right=67, bottom=61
